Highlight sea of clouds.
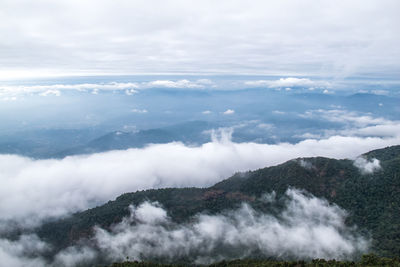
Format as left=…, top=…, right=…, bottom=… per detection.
left=0, top=120, right=398, bottom=266
left=0, top=129, right=398, bottom=229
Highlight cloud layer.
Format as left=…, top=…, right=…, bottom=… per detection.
left=244, top=78, right=328, bottom=89
left=92, top=189, right=368, bottom=264
left=0, top=0, right=399, bottom=78
left=0, top=130, right=399, bottom=229
left=0, top=79, right=214, bottom=98
left=0, top=189, right=370, bottom=266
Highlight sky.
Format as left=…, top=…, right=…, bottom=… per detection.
left=0, top=0, right=399, bottom=79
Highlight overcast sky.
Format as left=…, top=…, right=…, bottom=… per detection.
left=0, top=0, right=399, bottom=79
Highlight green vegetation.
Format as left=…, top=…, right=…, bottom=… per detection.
left=109, top=254, right=400, bottom=267
left=37, top=145, right=400, bottom=259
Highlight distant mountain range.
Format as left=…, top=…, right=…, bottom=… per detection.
left=53, top=121, right=218, bottom=157
left=1, top=92, right=398, bottom=159
left=34, top=145, right=400, bottom=264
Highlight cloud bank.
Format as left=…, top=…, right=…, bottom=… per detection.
left=0, top=189, right=369, bottom=266
left=244, top=78, right=326, bottom=88
left=1, top=0, right=399, bottom=77
left=297, top=109, right=400, bottom=140
left=91, top=189, right=368, bottom=264
left=0, top=130, right=399, bottom=229
left=0, top=79, right=214, bottom=98
left=300, top=109, right=392, bottom=128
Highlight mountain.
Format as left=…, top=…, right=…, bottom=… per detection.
left=0, top=128, right=105, bottom=158
left=36, top=145, right=400, bottom=260
left=53, top=121, right=218, bottom=157
left=110, top=254, right=400, bottom=267
left=108, top=255, right=400, bottom=267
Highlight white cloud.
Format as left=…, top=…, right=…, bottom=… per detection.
left=0, top=79, right=215, bottom=97
left=223, top=109, right=235, bottom=115
left=0, top=189, right=370, bottom=266
left=133, top=202, right=167, bottom=224
left=131, top=108, right=148, bottom=114
left=202, top=110, right=212, bottom=114
left=144, top=79, right=213, bottom=89
left=125, top=89, right=137, bottom=95
left=0, top=235, right=48, bottom=267
left=53, top=246, right=96, bottom=267
left=69, top=189, right=368, bottom=264
left=300, top=109, right=393, bottom=128
left=343, top=123, right=400, bottom=137
left=297, top=110, right=400, bottom=140
left=371, top=90, right=389, bottom=96
left=245, top=78, right=318, bottom=88
left=0, top=130, right=399, bottom=228
left=298, top=159, right=314, bottom=170
left=39, top=89, right=61, bottom=97
left=353, top=157, right=381, bottom=174
left=0, top=82, right=139, bottom=97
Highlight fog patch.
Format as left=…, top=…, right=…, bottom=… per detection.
left=259, top=191, right=276, bottom=203
left=353, top=157, right=381, bottom=174
left=0, top=235, right=48, bottom=267
left=53, top=246, right=97, bottom=267
left=298, top=159, right=315, bottom=170
left=0, top=189, right=371, bottom=266
left=88, top=189, right=368, bottom=264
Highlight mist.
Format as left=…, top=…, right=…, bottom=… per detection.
left=0, top=130, right=399, bottom=229
left=91, top=189, right=369, bottom=264
left=353, top=157, right=381, bottom=174
left=0, top=189, right=369, bottom=266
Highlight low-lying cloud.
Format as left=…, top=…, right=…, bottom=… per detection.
left=298, top=109, right=400, bottom=139
left=0, top=189, right=370, bottom=266
left=300, top=109, right=392, bottom=128
left=353, top=157, right=381, bottom=174
left=0, top=235, right=48, bottom=267
left=92, top=189, right=368, bottom=264
left=0, top=131, right=399, bottom=229
left=297, top=159, right=315, bottom=170
left=244, top=77, right=330, bottom=89
left=222, top=109, right=235, bottom=115
left=0, top=79, right=215, bottom=98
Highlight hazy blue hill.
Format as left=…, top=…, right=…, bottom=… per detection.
left=37, top=145, right=400, bottom=258
left=54, top=121, right=217, bottom=157
left=344, top=93, right=400, bottom=117
left=86, top=129, right=176, bottom=150
left=1, top=90, right=398, bottom=159
left=0, top=128, right=105, bottom=158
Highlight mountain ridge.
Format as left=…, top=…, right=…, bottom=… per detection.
left=33, top=145, right=400, bottom=260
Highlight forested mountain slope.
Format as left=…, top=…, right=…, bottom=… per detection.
left=38, top=145, right=400, bottom=258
